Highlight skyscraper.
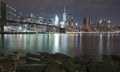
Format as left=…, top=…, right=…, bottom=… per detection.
left=83, top=17, right=90, bottom=27
left=63, top=7, right=67, bottom=24
left=54, top=15, right=59, bottom=26
left=67, top=14, right=74, bottom=28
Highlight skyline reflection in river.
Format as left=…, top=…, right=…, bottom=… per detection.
left=0, top=33, right=120, bottom=58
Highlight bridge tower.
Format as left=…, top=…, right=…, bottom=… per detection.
left=0, top=2, right=6, bottom=32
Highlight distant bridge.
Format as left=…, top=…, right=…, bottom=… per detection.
left=0, top=2, right=66, bottom=33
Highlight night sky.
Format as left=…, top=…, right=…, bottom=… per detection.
left=3, top=0, right=120, bottom=25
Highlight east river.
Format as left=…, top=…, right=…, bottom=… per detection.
left=0, top=33, right=120, bottom=60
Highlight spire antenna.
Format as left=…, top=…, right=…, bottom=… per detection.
left=64, top=7, right=66, bottom=13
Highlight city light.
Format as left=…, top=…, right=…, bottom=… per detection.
left=0, top=2, right=120, bottom=33
left=54, top=15, right=59, bottom=26
left=0, top=1, right=120, bottom=72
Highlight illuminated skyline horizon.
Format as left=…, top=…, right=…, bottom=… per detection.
left=2, top=0, right=120, bottom=25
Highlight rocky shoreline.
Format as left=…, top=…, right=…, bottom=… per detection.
left=0, top=52, right=120, bottom=72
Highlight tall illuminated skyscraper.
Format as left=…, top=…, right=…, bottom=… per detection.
left=67, top=14, right=74, bottom=28
left=63, top=7, right=67, bottom=24
left=54, top=15, right=59, bottom=26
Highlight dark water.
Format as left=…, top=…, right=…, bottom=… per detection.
left=0, top=33, right=120, bottom=59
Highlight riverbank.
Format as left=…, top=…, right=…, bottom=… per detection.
left=0, top=52, right=120, bottom=72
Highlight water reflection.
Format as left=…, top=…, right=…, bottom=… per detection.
left=60, top=34, right=68, bottom=55
left=107, top=34, right=110, bottom=54
left=53, top=34, right=60, bottom=53
left=99, top=33, right=103, bottom=54
left=0, top=33, right=120, bottom=58
left=98, top=33, right=103, bottom=61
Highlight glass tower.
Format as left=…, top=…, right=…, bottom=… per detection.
left=55, top=15, right=59, bottom=26
left=63, top=7, right=67, bottom=24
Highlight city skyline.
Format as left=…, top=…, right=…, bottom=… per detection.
left=3, top=0, right=120, bottom=25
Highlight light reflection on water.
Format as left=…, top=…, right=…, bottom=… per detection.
left=0, top=33, right=120, bottom=59
left=53, top=34, right=60, bottom=53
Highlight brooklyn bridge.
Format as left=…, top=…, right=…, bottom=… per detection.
left=0, top=2, right=72, bottom=33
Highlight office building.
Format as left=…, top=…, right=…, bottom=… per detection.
left=83, top=17, right=90, bottom=27
left=63, top=7, right=67, bottom=24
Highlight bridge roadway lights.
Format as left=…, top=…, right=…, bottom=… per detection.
left=60, top=28, right=66, bottom=33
